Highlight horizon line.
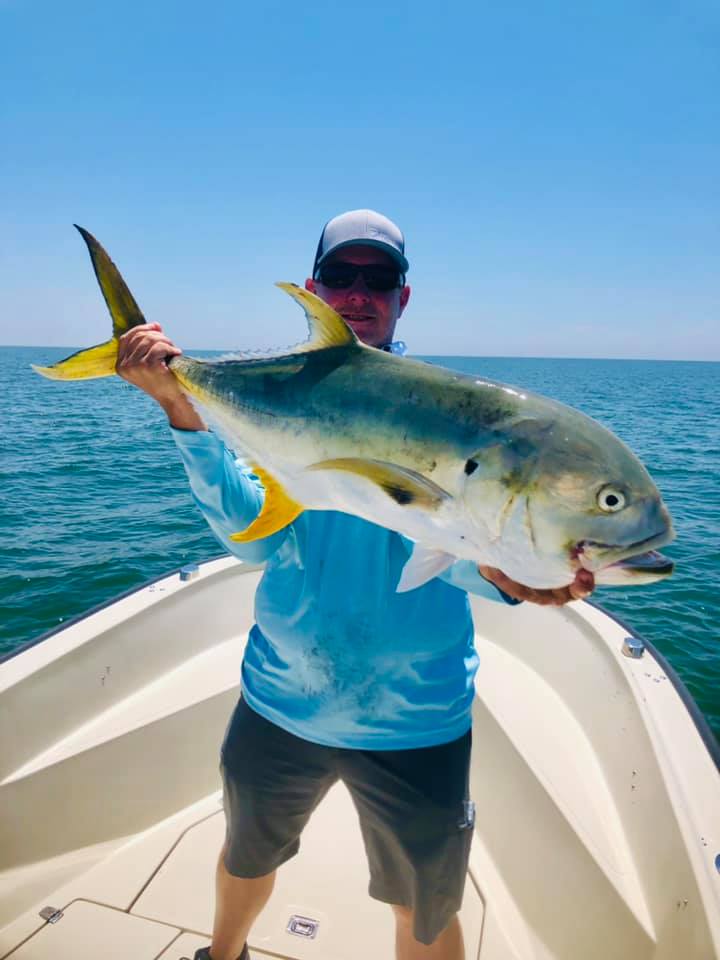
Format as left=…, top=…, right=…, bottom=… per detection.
left=2, top=344, right=719, bottom=364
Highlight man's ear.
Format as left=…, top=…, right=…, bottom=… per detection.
left=399, top=284, right=411, bottom=315
left=305, top=278, right=316, bottom=293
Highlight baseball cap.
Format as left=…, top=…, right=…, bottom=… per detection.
left=313, top=209, right=409, bottom=278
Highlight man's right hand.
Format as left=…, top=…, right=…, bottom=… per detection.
left=479, top=565, right=595, bottom=605
left=116, top=323, right=207, bottom=431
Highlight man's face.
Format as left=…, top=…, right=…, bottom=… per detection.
left=305, top=245, right=411, bottom=348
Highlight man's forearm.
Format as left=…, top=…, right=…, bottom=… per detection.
left=114, top=321, right=207, bottom=431
left=161, top=393, right=207, bottom=431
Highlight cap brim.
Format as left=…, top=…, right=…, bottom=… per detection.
left=316, top=239, right=409, bottom=275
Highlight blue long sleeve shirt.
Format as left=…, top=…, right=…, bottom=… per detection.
left=172, top=428, right=512, bottom=750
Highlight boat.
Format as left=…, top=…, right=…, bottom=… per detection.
left=1, top=555, right=718, bottom=959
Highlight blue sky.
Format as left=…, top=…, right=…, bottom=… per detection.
left=1, top=1, right=718, bottom=358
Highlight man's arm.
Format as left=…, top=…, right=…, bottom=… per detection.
left=478, top=565, right=594, bottom=605
left=438, top=560, right=594, bottom=606
left=171, top=429, right=290, bottom=562
left=116, top=322, right=207, bottom=430
left=437, top=559, right=522, bottom=604
left=116, top=323, right=290, bottom=562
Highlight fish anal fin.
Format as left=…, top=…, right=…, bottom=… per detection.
left=397, top=545, right=456, bottom=592
left=32, top=338, right=119, bottom=381
left=276, top=283, right=360, bottom=351
left=229, top=465, right=304, bottom=542
left=308, top=458, right=450, bottom=510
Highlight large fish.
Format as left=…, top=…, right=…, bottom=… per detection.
left=34, top=227, right=675, bottom=591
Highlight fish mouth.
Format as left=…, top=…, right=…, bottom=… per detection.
left=593, top=549, right=675, bottom=585
left=573, top=527, right=675, bottom=584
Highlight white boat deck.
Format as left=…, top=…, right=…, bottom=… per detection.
left=3, top=782, right=482, bottom=960
left=0, top=631, right=666, bottom=960
left=1, top=558, right=718, bottom=959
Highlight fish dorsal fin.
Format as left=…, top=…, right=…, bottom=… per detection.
left=229, top=464, right=304, bottom=542
left=74, top=225, right=147, bottom=337
left=276, top=283, right=360, bottom=352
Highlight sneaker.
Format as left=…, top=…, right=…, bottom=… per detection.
left=189, top=945, right=249, bottom=960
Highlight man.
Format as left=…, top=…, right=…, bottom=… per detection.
left=117, top=210, right=594, bottom=960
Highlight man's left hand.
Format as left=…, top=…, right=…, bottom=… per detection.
left=479, top=566, right=595, bottom=606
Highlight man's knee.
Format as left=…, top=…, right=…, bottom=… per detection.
left=391, top=903, right=414, bottom=926
left=391, top=904, right=459, bottom=944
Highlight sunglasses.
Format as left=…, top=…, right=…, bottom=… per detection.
left=316, top=261, right=405, bottom=292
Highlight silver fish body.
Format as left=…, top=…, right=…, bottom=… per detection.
left=169, top=339, right=674, bottom=590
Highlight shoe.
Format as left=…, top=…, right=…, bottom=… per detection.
left=189, top=945, right=249, bottom=960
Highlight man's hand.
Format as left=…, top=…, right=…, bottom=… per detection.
left=479, top=565, right=595, bottom=606
left=116, top=323, right=207, bottom=431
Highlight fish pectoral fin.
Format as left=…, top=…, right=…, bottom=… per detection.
left=397, top=545, right=456, bottom=593
left=307, top=458, right=451, bottom=509
left=275, top=283, right=360, bottom=351
left=32, top=339, right=119, bottom=380
left=229, top=465, right=304, bottom=542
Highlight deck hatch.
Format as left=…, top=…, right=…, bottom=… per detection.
left=287, top=914, right=320, bottom=939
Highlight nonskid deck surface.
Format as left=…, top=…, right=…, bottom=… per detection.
left=2, top=783, right=484, bottom=960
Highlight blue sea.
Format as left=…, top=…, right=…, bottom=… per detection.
left=2, top=348, right=718, bottom=743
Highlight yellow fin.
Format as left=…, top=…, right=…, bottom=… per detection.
left=275, top=283, right=359, bottom=351
left=32, top=339, right=119, bottom=381
left=308, top=458, right=450, bottom=510
left=32, top=226, right=149, bottom=382
left=75, top=225, right=147, bottom=337
left=229, top=465, right=304, bottom=542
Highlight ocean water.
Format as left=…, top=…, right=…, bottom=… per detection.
left=2, top=347, right=719, bottom=743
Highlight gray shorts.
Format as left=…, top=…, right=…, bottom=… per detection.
left=219, top=697, right=474, bottom=946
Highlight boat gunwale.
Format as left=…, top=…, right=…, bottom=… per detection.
left=0, top=552, right=230, bottom=666
left=2, top=556, right=717, bottom=774
left=586, top=598, right=720, bottom=773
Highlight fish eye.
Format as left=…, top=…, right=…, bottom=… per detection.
left=597, top=485, right=626, bottom=512
left=464, top=458, right=479, bottom=476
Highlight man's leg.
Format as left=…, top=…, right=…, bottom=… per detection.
left=392, top=906, right=464, bottom=960
left=210, top=698, right=336, bottom=960
left=341, top=731, right=474, bottom=956
left=393, top=906, right=465, bottom=960
left=208, top=842, right=276, bottom=960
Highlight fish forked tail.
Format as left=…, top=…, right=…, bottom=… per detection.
left=32, top=225, right=147, bottom=381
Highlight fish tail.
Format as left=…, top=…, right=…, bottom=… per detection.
left=32, top=339, right=119, bottom=380
left=32, top=225, right=147, bottom=381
